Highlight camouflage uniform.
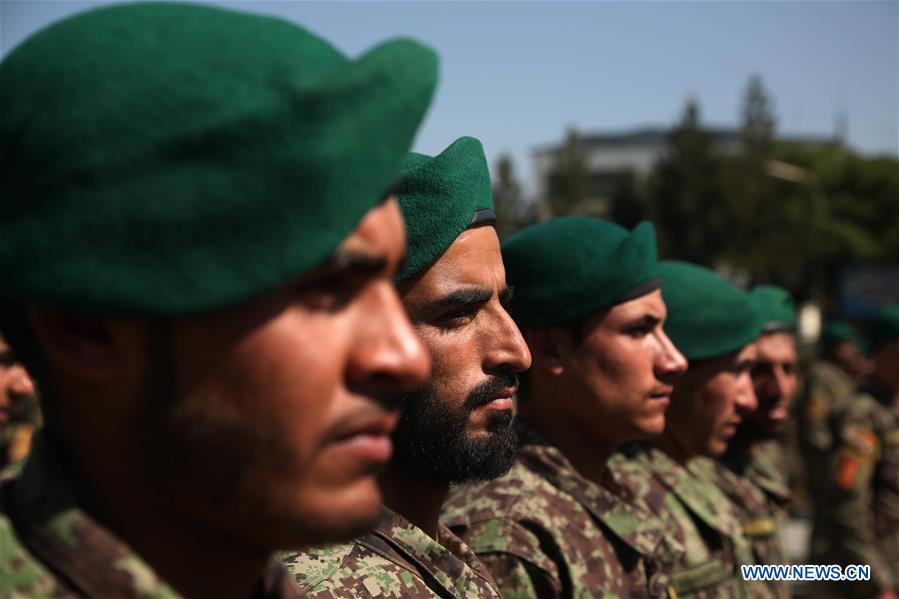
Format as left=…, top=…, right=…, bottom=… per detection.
left=721, top=439, right=791, bottom=517
left=283, top=506, right=501, bottom=598
left=693, top=457, right=789, bottom=599
left=0, top=433, right=301, bottom=598
left=811, top=386, right=899, bottom=597
left=0, top=395, right=40, bottom=472
left=608, top=443, right=755, bottom=598
left=798, top=361, right=857, bottom=506
left=440, top=424, right=679, bottom=598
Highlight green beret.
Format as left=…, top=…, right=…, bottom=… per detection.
left=750, top=285, right=797, bottom=334
left=865, top=305, right=899, bottom=354
left=396, top=137, right=494, bottom=282
left=660, top=261, right=762, bottom=361
left=0, top=3, right=438, bottom=315
left=501, top=217, right=659, bottom=327
left=821, top=320, right=859, bottom=348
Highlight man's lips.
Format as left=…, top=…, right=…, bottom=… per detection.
left=473, top=387, right=517, bottom=411
left=330, top=411, right=400, bottom=463
left=721, top=419, right=741, bottom=437
left=649, top=386, right=674, bottom=400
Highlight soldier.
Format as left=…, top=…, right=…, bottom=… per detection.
left=0, top=331, right=39, bottom=471
left=0, top=3, right=437, bottom=597
left=812, top=305, right=899, bottom=599
left=609, top=260, right=765, bottom=598
left=438, top=216, right=687, bottom=598
left=708, top=285, right=798, bottom=598
left=283, top=136, right=530, bottom=598
left=799, top=320, right=866, bottom=505
left=726, top=285, right=798, bottom=509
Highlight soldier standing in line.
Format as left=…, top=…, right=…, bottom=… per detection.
left=709, top=285, right=800, bottom=599
left=283, top=136, right=530, bottom=598
left=721, top=287, right=798, bottom=512
left=0, top=331, right=39, bottom=472
left=609, top=260, right=765, bottom=598
left=440, top=216, right=688, bottom=598
left=812, top=306, right=899, bottom=599
left=0, top=3, right=437, bottom=596
left=799, top=320, right=867, bottom=510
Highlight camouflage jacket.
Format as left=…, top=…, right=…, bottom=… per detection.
left=0, top=395, right=40, bottom=471
left=798, top=360, right=857, bottom=500
left=0, top=434, right=299, bottom=599
left=812, top=386, right=899, bottom=596
left=609, top=443, right=755, bottom=598
left=721, top=439, right=791, bottom=516
left=440, top=425, right=680, bottom=599
left=282, top=506, right=501, bottom=598
left=691, top=457, right=789, bottom=599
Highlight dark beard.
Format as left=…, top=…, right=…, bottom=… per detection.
left=391, top=372, right=519, bottom=484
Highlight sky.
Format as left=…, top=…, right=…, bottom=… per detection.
left=2, top=0, right=897, bottom=195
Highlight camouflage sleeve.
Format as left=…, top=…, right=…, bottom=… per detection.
left=460, top=519, right=562, bottom=599
left=829, top=408, right=895, bottom=594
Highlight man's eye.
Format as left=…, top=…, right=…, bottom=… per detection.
left=299, top=276, right=364, bottom=311
left=625, top=325, right=651, bottom=338
left=436, top=309, right=477, bottom=330
left=0, top=351, right=17, bottom=368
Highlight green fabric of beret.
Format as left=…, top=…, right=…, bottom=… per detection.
left=501, top=216, right=659, bottom=327
left=0, top=2, right=438, bottom=315
left=660, top=261, right=762, bottom=361
left=865, top=305, right=899, bottom=354
left=750, top=285, right=797, bottom=333
left=821, top=320, right=859, bottom=347
left=396, top=136, right=494, bottom=282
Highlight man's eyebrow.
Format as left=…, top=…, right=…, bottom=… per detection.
left=627, top=314, right=661, bottom=327
left=409, top=287, right=493, bottom=321
left=320, top=249, right=390, bottom=277
left=499, top=286, right=514, bottom=307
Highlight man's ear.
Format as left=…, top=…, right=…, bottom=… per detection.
left=524, top=325, right=573, bottom=376
left=25, top=307, right=133, bottom=382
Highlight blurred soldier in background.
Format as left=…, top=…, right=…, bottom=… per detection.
left=442, top=216, right=687, bottom=598
left=284, top=137, right=528, bottom=598
left=0, top=3, right=436, bottom=597
left=0, top=330, right=39, bottom=471
left=812, top=306, right=899, bottom=599
left=800, top=320, right=866, bottom=521
left=609, top=260, right=763, bottom=598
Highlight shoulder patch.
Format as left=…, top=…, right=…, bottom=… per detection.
left=843, top=425, right=880, bottom=456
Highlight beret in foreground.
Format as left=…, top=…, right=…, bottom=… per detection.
left=501, top=216, right=659, bottom=327
left=750, top=285, right=797, bottom=334
left=0, top=2, right=438, bottom=315
left=396, top=136, right=495, bottom=282
left=660, top=260, right=762, bottom=361
left=865, top=304, right=899, bottom=354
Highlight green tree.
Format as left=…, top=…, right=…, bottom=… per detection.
left=610, top=169, right=643, bottom=229
left=492, top=153, right=526, bottom=241
left=549, top=128, right=588, bottom=216
left=646, top=98, right=732, bottom=263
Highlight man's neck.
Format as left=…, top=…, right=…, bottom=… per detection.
left=66, top=444, right=271, bottom=599
left=518, top=401, right=616, bottom=486
left=378, top=467, right=449, bottom=539
left=651, top=429, right=694, bottom=466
